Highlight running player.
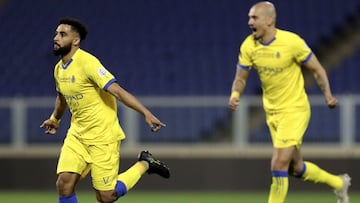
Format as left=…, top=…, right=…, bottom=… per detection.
left=41, top=17, right=170, bottom=203
left=228, top=2, right=350, bottom=203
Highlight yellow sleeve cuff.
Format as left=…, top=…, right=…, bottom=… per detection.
left=230, top=91, right=240, bottom=99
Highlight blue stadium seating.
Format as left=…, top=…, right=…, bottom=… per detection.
left=2, top=0, right=359, bottom=97
left=1, top=0, right=360, bottom=143
left=329, top=48, right=360, bottom=94
left=0, top=108, right=12, bottom=143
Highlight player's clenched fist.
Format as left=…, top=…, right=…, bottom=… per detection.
left=228, top=97, right=240, bottom=111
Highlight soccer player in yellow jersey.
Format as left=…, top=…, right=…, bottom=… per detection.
left=40, top=17, right=170, bottom=203
left=228, top=2, right=351, bottom=203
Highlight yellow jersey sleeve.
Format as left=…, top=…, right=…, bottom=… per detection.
left=290, top=34, right=313, bottom=64
left=237, top=35, right=254, bottom=70
left=84, top=58, right=117, bottom=91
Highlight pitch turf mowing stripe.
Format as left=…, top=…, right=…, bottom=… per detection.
left=0, top=191, right=358, bottom=203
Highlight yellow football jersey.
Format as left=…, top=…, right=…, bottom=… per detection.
left=238, top=29, right=312, bottom=112
left=54, top=49, right=125, bottom=144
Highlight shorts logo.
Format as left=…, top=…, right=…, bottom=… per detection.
left=103, top=176, right=110, bottom=185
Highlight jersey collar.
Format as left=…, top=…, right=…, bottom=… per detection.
left=259, top=37, right=276, bottom=46
left=61, top=48, right=82, bottom=69
left=61, top=58, right=73, bottom=69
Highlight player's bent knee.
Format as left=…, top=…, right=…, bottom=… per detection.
left=56, top=173, right=78, bottom=196
left=96, top=190, right=117, bottom=203
left=56, top=179, right=74, bottom=196
left=289, top=162, right=306, bottom=178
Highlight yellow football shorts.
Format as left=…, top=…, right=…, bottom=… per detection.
left=57, top=134, right=121, bottom=191
left=266, top=108, right=310, bottom=149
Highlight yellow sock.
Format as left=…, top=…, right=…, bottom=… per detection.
left=117, top=162, right=148, bottom=191
left=302, top=161, right=342, bottom=190
left=268, top=171, right=289, bottom=203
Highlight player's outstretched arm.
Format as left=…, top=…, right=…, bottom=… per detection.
left=106, top=82, right=166, bottom=132
left=40, top=93, right=67, bottom=134
left=303, top=54, right=338, bottom=109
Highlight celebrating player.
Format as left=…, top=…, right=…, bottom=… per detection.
left=40, top=17, right=170, bottom=203
left=228, top=2, right=350, bottom=203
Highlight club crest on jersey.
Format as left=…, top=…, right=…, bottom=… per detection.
left=98, top=67, right=108, bottom=77
left=276, top=52, right=280, bottom=58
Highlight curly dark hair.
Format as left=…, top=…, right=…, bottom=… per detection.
left=59, top=17, right=88, bottom=41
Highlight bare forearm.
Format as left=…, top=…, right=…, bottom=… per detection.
left=120, top=91, right=149, bottom=115
left=52, top=94, right=67, bottom=119
left=231, top=68, right=249, bottom=96
left=232, top=78, right=246, bottom=94
left=304, top=55, right=337, bottom=108
left=108, top=83, right=150, bottom=116
left=313, top=68, right=332, bottom=97
left=305, top=54, right=333, bottom=98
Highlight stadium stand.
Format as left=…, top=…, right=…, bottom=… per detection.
left=1, top=0, right=360, bottom=143
left=329, top=47, right=360, bottom=94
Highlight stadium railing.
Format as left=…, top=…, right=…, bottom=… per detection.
left=0, top=95, right=359, bottom=158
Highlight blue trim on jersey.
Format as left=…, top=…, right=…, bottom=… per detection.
left=61, top=58, right=73, bottom=70
left=302, top=52, right=313, bottom=64
left=103, top=78, right=117, bottom=90
left=295, top=162, right=307, bottom=178
left=237, top=63, right=250, bottom=70
left=259, top=37, right=276, bottom=46
left=272, top=170, right=288, bottom=177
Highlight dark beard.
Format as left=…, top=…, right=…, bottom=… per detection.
left=53, top=43, right=72, bottom=57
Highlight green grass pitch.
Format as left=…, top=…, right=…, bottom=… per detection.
left=1, top=190, right=359, bottom=203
